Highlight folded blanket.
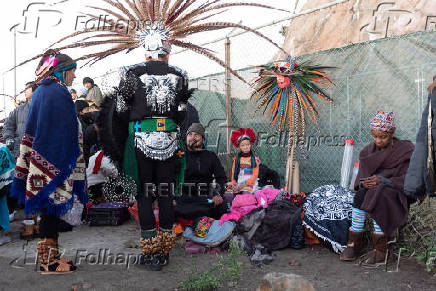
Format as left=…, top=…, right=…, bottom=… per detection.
left=302, top=185, right=354, bottom=253
left=183, top=220, right=235, bottom=247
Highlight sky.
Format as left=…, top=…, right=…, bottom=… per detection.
left=0, top=0, right=306, bottom=118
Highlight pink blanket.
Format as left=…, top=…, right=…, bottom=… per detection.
left=219, top=188, right=280, bottom=225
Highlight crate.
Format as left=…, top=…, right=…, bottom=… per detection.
left=87, top=202, right=130, bottom=226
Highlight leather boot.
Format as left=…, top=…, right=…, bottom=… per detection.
left=340, top=229, right=363, bottom=261
left=362, top=233, right=390, bottom=267
left=20, top=220, right=34, bottom=240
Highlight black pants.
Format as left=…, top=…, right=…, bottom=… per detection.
left=7, top=196, right=18, bottom=214
left=0, top=185, right=17, bottom=214
left=135, top=149, right=177, bottom=231
left=175, top=195, right=228, bottom=220
left=39, top=209, right=73, bottom=239
left=39, top=210, right=59, bottom=240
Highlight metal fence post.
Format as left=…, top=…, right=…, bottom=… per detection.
left=225, top=37, right=232, bottom=179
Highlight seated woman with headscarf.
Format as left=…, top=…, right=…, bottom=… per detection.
left=340, top=111, right=414, bottom=267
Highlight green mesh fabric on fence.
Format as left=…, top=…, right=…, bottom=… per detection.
left=188, top=30, right=436, bottom=193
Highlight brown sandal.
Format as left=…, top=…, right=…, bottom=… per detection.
left=57, top=256, right=74, bottom=265
left=40, top=260, right=76, bottom=275
left=37, top=238, right=76, bottom=274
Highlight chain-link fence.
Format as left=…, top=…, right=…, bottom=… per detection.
left=186, top=30, right=436, bottom=193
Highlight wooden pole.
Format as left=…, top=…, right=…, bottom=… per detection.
left=285, top=131, right=296, bottom=192
left=225, top=37, right=232, bottom=178
left=13, top=27, right=17, bottom=99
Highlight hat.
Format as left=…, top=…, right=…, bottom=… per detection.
left=370, top=111, right=396, bottom=132
left=230, top=128, right=257, bottom=147
left=75, top=100, right=89, bottom=114
left=187, top=123, right=205, bottom=138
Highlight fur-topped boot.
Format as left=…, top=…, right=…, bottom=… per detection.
left=139, top=229, right=162, bottom=271
left=157, top=230, right=177, bottom=266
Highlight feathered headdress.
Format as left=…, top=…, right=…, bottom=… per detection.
left=231, top=128, right=257, bottom=147
left=250, top=56, right=334, bottom=154
left=13, top=0, right=289, bottom=83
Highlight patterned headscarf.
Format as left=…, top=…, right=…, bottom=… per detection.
left=370, top=111, right=395, bottom=132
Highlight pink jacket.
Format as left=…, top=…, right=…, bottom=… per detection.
left=219, top=188, right=280, bottom=224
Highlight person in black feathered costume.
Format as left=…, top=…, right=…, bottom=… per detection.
left=98, top=46, right=195, bottom=271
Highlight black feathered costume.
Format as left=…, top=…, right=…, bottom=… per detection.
left=98, top=61, right=195, bottom=234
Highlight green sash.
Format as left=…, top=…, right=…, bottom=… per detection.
left=122, top=118, right=185, bottom=196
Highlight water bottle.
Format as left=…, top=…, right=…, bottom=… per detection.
left=350, top=162, right=359, bottom=190
left=340, top=140, right=354, bottom=188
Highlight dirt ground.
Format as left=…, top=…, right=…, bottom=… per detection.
left=0, top=212, right=435, bottom=291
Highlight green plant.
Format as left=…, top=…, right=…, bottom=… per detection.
left=399, top=198, right=436, bottom=273
left=416, top=237, right=436, bottom=273
left=178, top=242, right=245, bottom=291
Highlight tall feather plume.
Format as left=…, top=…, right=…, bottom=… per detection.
left=170, top=9, right=228, bottom=31
left=12, top=0, right=290, bottom=85
left=146, top=0, right=154, bottom=22
left=104, top=0, right=137, bottom=21
left=168, top=39, right=246, bottom=84
left=166, top=0, right=196, bottom=25
left=168, top=2, right=284, bottom=29
left=160, top=0, right=172, bottom=20
left=125, top=0, right=144, bottom=19
left=87, top=5, right=129, bottom=23
left=135, top=0, right=149, bottom=20
left=172, top=22, right=287, bottom=55
left=154, top=0, right=161, bottom=21
left=165, top=0, right=185, bottom=21
left=250, top=60, right=334, bottom=156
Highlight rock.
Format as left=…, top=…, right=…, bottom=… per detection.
left=257, top=272, right=315, bottom=291
left=82, top=283, right=93, bottom=289
left=124, top=240, right=138, bottom=248
left=288, top=260, right=302, bottom=266
left=280, top=0, right=436, bottom=58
